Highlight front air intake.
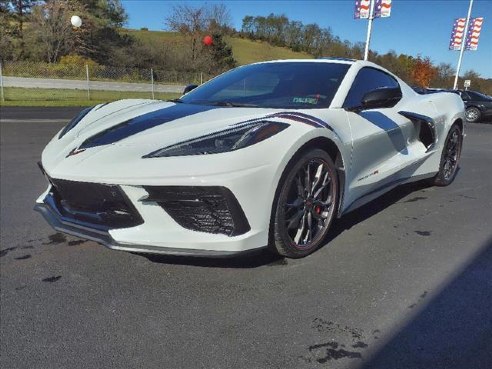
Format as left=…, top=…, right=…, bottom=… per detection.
left=48, top=178, right=143, bottom=229
left=142, top=186, right=250, bottom=236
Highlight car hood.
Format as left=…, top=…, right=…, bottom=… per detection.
left=56, top=99, right=282, bottom=148
left=42, top=99, right=329, bottom=174
left=76, top=100, right=278, bottom=146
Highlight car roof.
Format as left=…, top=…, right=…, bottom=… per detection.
left=252, top=58, right=354, bottom=66
left=251, top=58, right=386, bottom=68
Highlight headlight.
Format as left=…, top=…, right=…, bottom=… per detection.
left=143, top=121, right=289, bottom=158
left=58, top=106, right=93, bottom=138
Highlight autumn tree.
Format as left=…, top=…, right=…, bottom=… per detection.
left=411, top=56, right=437, bottom=88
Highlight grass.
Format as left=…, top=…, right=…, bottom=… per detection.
left=123, top=29, right=186, bottom=44
left=125, top=29, right=313, bottom=66
left=0, top=87, right=180, bottom=107
left=225, top=37, right=313, bottom=65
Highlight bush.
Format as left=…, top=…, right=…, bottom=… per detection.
left=59, top=55, right=99, bottom=68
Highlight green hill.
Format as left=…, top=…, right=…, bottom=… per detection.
left=225, top=36, right=313, bottom=65
left=124, top=29, right=313, bottom=65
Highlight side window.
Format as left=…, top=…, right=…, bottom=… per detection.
left=460, top=91, right=470, bottom=100
left=343, top=67, right=401, bottom=108
left=466, top=91, right=484, bottom=101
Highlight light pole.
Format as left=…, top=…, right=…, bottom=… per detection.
left=453, top=0, right=474, bottom=90
left=363, top=0, right=376, bottom=61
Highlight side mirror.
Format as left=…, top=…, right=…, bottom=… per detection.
left=361, top=87, right=402, bottom=110
left=183, top=84, right=198, bottom=94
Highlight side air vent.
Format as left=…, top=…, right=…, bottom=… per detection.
left=399, top=111, right=437, bottom=152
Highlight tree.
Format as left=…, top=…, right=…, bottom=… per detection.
left=165, top=3, right=235, bottom=63
left=201, top=33, right=236, bottom=74
left=410, top=56, right=436, bottom=88
left=462, top=70, right=483, bottom=91
left=207, top=3, right=232, bottom=34
left=241, top=15, right=255, bottom=37
left=0, top=1, right=37, bottom=58
left=165, top=4, right=208, bottom=61
left=24, top=0, right=131, bottom=64
left=431, top=62, right=455, bottom=88
left=28, top=1, right=76, bottom=62
left=284, top=20, right=303, bottom=51
left=0, top=1, right=15, bottom=60
left=7, top=0, right=37, bottom=36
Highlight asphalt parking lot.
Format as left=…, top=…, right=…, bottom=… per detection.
left=1, top=107, right=491, bottom=369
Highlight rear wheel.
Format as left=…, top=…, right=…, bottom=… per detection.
left=272, top=149, right=338, bottom=258
left=465, top=107, right=481, bottom=123
left=431, top=124, right=463, bottom=186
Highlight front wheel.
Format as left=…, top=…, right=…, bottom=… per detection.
left=430, top=124, right=463, bottom=186
left=272, top=149, right=339, bottom=258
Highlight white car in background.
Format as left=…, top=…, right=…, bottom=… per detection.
left=35, top=58, right=465, bottom=258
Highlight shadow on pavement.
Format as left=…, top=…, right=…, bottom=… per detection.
left=325, top=179, right=432, bottom=243
left=361, top=236, right=492, bottom=369
left=138, top=248, right=285, bottom=268
left=141, top=179, right=432, bottom=268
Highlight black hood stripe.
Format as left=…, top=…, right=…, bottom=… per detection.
left=77, top=105, right=335, bottom=150
left=231, top=111, right=334, bottom=130
left=79, top=103, right=218, bottom=149
left=268, top=112, right=331, bottom=129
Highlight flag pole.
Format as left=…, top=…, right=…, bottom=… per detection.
left=363, top=0, right=376, bottom=60
left=453, top=0, right=474, bottom=90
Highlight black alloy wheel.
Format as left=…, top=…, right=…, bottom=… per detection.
left=272, top=149, right=338, bottom=258
left=432, top=124, right=463, bottom=186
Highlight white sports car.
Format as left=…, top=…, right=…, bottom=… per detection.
left=35, top=59, right=465, bottom=258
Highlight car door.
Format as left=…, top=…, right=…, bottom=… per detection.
left=342, top=67, right=416, bottom=207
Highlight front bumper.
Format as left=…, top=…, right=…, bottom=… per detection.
left=34, top=199, right=265, bottom=257
left=35, top=157, right=277, bottom=255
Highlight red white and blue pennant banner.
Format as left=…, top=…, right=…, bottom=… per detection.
left=375, top=0, right=392, bottom=18
left=354, top=0, right=392, bottom=19
left=449, top=18, right=466, bottom=50
left=466, top=17, right=483, bottom=50
left=354, top=0, right=371, bottom=19
left=449, top=17, right=484, bottom=51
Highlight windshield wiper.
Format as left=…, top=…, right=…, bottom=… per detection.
left=167, top=98, right=184, bottom=103
left=211, top=101, right=259, bottom=107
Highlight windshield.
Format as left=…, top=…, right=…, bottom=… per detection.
left=180, top=62, right=351, bottom=109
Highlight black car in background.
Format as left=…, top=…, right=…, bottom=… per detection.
left=453, top=90, right=492, bottom=123
left=412, top=87, right=492, bottom=123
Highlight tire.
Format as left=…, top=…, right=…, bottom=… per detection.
left=465, top=107, right=481, bottom=123
left=271, top=149, right=339, bottom=258
left=430, top=124, right=463, bottom=186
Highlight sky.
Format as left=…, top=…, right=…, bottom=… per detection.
left=121, top=0, right=492, bottom=79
